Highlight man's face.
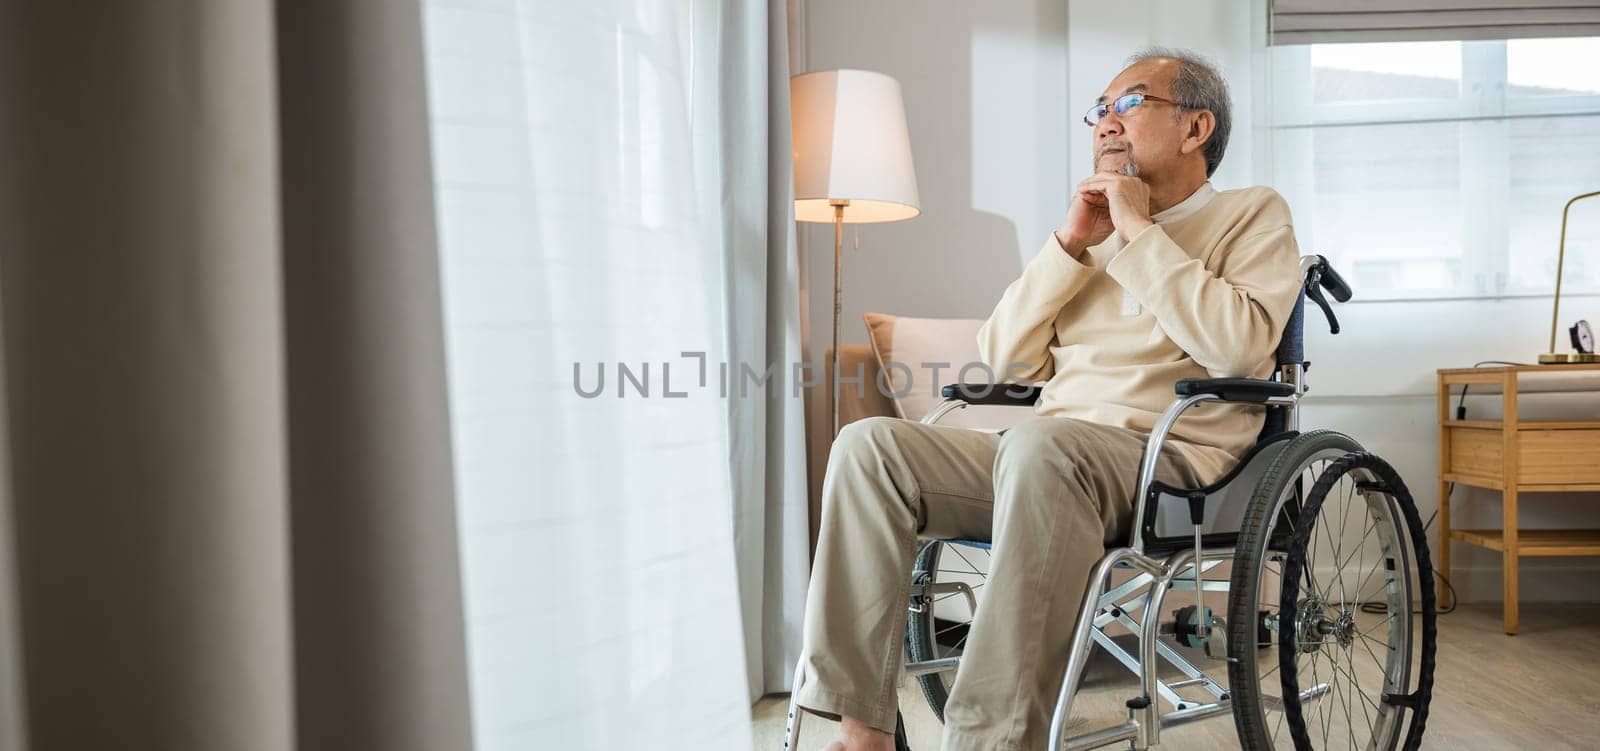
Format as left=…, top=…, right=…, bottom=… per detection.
left=1091, top=59, right=1188, bottom=179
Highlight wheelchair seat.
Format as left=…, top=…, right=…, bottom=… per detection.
left=929, top=429, right=1299, bottom=556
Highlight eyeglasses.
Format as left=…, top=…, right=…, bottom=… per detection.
left=1083, top=92, right=1187, bottom=127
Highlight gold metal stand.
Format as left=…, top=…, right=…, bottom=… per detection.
left=1540, top=353, right=1600, bottom=364
left=1539, top=190, right=1600, bottom=364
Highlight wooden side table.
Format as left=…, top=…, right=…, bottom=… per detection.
left=1437, top=363, right=1600, bottom=634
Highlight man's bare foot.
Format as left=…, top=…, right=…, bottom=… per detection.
left=819, top=714, right=894, bottom=751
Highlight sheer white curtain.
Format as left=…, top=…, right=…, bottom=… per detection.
left=421, top=0, right=807, bottom=748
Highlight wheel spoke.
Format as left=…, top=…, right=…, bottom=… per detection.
left=1341, top=658, right=1357, bottom=751
left=1348, top=553, right=1388, bottom=609
left=1316, top=653, right=1336, bottom=746
left=946, top=545, right=983, bottom=575
left=1347, top=513, right=1394, bottom=610
left=1330, top=650, right=1383, bottom=747
left=1355, top=630, right=1389, bottom=677
left=1357, top=613, right=1395, bottom=641
left=1337, top=510, right=1376, bottom=583
left=1343, top=650, right=1379, bottom=735
left=1262, top=561, right=1286, bottom=614
left=1305, top=498, right=1337, bottom=604
left=1331, top=479, right=1355, bottom=611
left=1328, top=651, right=1365, bottom=746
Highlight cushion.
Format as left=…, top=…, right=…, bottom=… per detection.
left=861, top=312, right=1035, bottom=432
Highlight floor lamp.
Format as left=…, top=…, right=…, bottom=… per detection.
left=790, top=69, right=920, bottom=436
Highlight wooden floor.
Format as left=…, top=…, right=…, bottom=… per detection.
left=753, top=603, right=1600, bottom=749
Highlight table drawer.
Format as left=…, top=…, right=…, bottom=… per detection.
left=1519, top=428, right=1600, bottom=485
left=1446, top=426, right=1502, bottom=477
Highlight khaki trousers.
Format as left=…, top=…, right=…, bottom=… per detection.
left=794, top=415, right=1205, bottom=750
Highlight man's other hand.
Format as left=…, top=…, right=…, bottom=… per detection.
left=1076, top=173, right=1153, bottom=243
left=1054, top=187, right=1115, bottom=262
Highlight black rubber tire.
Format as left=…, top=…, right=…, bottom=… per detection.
left=905, top=541, right=953, bottom=722
left=1227, top=430, right=1365, bottom=748
left=1278, top=452, right=1436, bottom=751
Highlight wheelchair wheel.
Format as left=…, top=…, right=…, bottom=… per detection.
left=904, top=539, right=989, bottom=723
left=1226, top=432, right=1436, bottom=750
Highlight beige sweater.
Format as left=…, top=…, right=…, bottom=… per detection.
left=977, top=183, right=1303, bottom=485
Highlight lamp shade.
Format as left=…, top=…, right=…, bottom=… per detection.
left=791, top=69, right=920, bottom=224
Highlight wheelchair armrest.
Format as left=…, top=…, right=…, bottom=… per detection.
left=1174, top=377, right=1294, bottom=403
left=940, top=382, right=1041, bottom=407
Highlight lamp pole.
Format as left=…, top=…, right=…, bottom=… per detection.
left=831, top=199, right=847, bottom=436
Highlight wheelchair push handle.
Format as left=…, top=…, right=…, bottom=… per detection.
left=1310, top=253, right=1352, bottom=302
left=1302, top=254, right=1352, bottom=335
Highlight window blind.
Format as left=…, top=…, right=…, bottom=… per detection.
left=1270, top=1, right=1600, bottom=44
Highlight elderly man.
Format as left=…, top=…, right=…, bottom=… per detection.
left=794, top=48, right=1303, bottom=750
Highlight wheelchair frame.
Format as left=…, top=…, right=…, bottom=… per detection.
left=918, top=366, right=1308, bottom=750
left=785, top=256, right=1358, bottom=751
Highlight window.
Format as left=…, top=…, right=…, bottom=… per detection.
left=1269, top=38, right=1600, bottom=301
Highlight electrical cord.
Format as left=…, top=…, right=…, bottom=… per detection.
left=1453, top=359, right=1521, bottom=419
left=1353, top=486, right=1459, bottom=616
left=1354, top=375, right=1487, bottom=617
left=1356, top=488, right=1459, bottom=616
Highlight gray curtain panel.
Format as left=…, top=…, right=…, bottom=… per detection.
left=0, top=2, right=472, bottom=750
left=722, top=0, right=813, bottom=701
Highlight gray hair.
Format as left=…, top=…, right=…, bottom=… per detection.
left=1125, top=46, right=1231, bottom=177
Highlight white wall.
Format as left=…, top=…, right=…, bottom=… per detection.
left=800, top=0, right=1600, bottom=603
left=800, top=0, right=1070, bottom=342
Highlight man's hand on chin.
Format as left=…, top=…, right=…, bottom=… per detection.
left=1076, top=172, right=1154, bottom=243
left=1054, top=191, right=1114, bottom=265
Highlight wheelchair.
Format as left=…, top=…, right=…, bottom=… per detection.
left=784, top=255, right=1437, bottom=750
